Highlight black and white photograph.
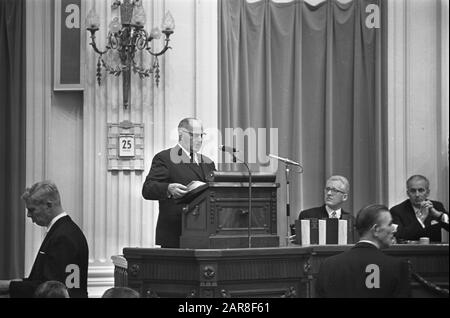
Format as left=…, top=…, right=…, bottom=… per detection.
left=0, top=0, right=448, bottom=307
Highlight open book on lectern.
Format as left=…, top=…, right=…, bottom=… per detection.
left=175, top=171, right=277, bottom=204
left=175, top=180, right=209, bottom=204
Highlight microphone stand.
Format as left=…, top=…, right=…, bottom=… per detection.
left=284, top=163, right=291, bottom=246
left=268, top=154, right=303, bottom=246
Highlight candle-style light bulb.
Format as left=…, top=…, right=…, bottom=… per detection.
left=149, top=27, right=161, bottom=39
left=109, top=17, right=121, bottom=33
left=162, top=11, right=175, bottom=31
left=86, top=8, right=100, bottom=29
left=131, top=0, right=146, bottom=26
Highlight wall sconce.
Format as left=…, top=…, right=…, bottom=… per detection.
left=86, top=0, right=175, bottom=109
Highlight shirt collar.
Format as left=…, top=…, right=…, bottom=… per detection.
left=178, top=143, right=198, bottom=163
left=325, top=205, right=342, bottom=218
left=47, top=212, right=67, bottom=233
left=357, top=240, right=380, bottom=249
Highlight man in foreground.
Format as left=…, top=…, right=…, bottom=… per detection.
left=316, top=204, right=410, bottom=298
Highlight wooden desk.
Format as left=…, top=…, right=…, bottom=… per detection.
left=112, top=244, right=449, bottom=298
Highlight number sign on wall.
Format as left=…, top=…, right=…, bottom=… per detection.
left=107, top=121, right=144, bottom=171
left=119, top=135, right=135, bottom=157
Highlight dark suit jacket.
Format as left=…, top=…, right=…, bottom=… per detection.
left=316, top=242, right=410, bottom=298
left=9, top=215, right=89, bottom=298
left=142, top=145, right=216, bottom=248
left=299, top=205, right=352, bottom=221
left=390, top=199, right=448, bottom=242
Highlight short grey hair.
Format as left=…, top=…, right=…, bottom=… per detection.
left=326, top=175, right=350, bottom=194
left=21, top=180, right=61, bottom=206
left=355, top=204, right=390, bottom=236
left=406, top=175, right=429, bottom=189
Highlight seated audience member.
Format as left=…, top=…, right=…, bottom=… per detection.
left=299, top=175, right=353, bottom=221
left=102, top=287, right=140, bottom=298
left=34, top=281, right=70, bottom=298
left=390, top=175, right=449, bottom=242
left=316, top=204, right=410, bottom=298
left=294, top=175, right=356, bottom=241
left=0, top=181, right=89, bottom=298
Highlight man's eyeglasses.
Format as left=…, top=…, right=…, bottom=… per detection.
left=179, top=129, right=206, bottom=139
left=324, top=187, right=346, bottom=195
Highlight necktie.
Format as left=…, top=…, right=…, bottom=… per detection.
left=190, top=152, right=198, bottom=164
left=330, top=211, right=337, bottom=218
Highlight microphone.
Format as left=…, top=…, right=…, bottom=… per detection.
left=268, top=153, right=302, bottom=167
left=219, top=145, right=238, bottom=153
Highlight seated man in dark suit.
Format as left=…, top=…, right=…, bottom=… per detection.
left=316, top=204, right=410, bottom=298
left=294, top=175, right=356, bottom=241
left=390, top=175, right=448, bottom=242
left=0, top=181, right=89, bottom=298
left=299, top=175, right=353, bottom=221
left=142, top=118, right=216, bottom=248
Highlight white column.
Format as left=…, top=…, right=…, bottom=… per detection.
left=82, top=0, right=219, bottom=296
left=387, top=0, right=407, bottom=207
left=194, top=0, right=219, bottom=162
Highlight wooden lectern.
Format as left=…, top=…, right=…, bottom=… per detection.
left=179, top=171, right=280, bottom=248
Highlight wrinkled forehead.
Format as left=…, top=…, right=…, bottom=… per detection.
left=407, top=178, right=429, bottom=190
left=326, top=179, right=345, bottom=190
left=183, top=120, right=204, bottom=133
left=189, top=120, right=203, bottom=134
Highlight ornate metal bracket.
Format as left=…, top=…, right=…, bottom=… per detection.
left=203, top=266, right=216, bottom=279
left=129, top=263, right=140, bottom=277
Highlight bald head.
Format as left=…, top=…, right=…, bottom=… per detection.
left=177, top=118, right=205, bottom=153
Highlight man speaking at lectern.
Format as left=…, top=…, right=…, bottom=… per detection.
left=142, top=118, right=216, bottom=248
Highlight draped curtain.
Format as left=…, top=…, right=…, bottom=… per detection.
left=219, top=0, right=387, bottom=239
left=0, top=0, right=26, bottom=278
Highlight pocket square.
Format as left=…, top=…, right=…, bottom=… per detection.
left=39, top=251, right=46, bottom=255
left=431, top=220, right=439, bottom=225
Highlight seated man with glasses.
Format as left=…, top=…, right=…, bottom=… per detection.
left=295, top=175, right=356, bottom=242
left=390, top=175, right=448, bottom=242
left=142, top=118, right=216, bottom=248
left=299, top=175, right=353, bottom=221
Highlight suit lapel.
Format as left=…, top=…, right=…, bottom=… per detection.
left=341, top=210, right=350, bottom=220
left=188, top=163, right=204, bottom=180
left=320, top=205, right=329, bottom=218
left=176, top=146, right=205, bottom=180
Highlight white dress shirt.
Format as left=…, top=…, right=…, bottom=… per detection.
left=178, top=143, right=198, bottom=164
left=325, top=205, right=342, bottom=219
left=46, top=212, right=68, bottom=233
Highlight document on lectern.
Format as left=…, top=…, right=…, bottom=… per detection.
left=175, top=180, right=208, bottom=204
